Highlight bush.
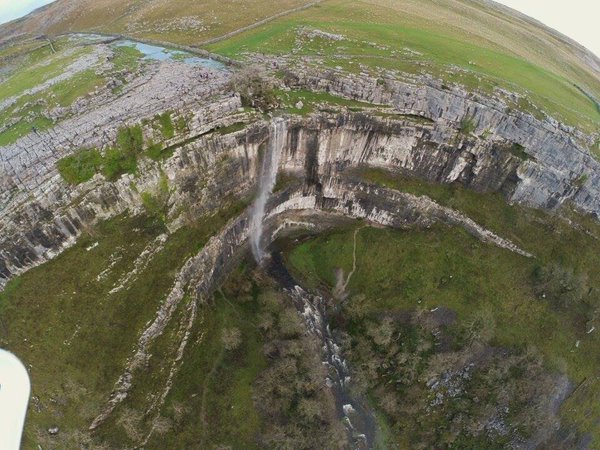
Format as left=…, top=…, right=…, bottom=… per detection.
left=103, top=146, right=137, bottom=181
left=174, top=115, right=189, bottom=133
left=573, top=173, right=589, bottom=188
left=532, top=263, right=589, bottom=314
left=57, top=148, right=103, bottom=185
left=146, top=140, right=165, bottom=161
left=57, top=124, right=153, bottom=184
left=229, top=65, right=278, bottom=112
left=102, top=125, right=145, bottom=180
left=141, top=191, right=163, bottom=217
left=156, top=112, right=175, bottom=139
left=509, top=142, right=529, bottom=160
left=140, top=173, right=170, bottom=220
left=222, top=327, right=242, bottom=351
left=460, top=117, right=476, bottom=134
left=116, top=124, right=144, bottom=154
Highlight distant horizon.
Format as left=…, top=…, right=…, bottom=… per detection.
left=0, top=0, right=55, bottom=24
left=0, top=0, right=598, bottom=59
left=494, top=0, right=600, bottom=58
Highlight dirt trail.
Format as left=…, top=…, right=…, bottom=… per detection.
left=342, top=226, right=365, bottom=292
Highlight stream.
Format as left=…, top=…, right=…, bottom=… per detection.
left=251, top=118, right=377, bottom=448
left=113, top=40, right=226, bottom=69
left=266, top=250, right=377, bottom=449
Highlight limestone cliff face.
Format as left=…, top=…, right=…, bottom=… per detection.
left=289, top=70, right=600, bottom=212
left=0, top=59, right=235, bottom=200
left=0, top=119, right=263, bottom=288
left=1, top=68, right=600, bottom=288
left=283, top=114, right=521, bottom=194
left=0, top=113, right=522, bottom=287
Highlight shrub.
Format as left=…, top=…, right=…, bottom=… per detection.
left=140, top=173, right=170, bottom=220
left=102, top=125, right=144, bottom=180
left=116, top=124, right=144, bottom=154
left=141, top=191, right=163, bottom=218
left=460, top=117, right=476, bottom=134
left=532, top=263, right=589, bottom=314
left=57, top=148, right=102, bottom=185
left=573, top=173, right=589, bottom=188
left=221, top=327, right=242, bottom=351
left=508, top=142, right=529, bottom=160
left=156, top=112, right=175, bottom=139
left=103, top=146, right=137, bottom=180
left=229, top=65, right=278, bottom=112
left=174, top=115, right=189, bottom=133
left=146, top=140, right=165, bottom=161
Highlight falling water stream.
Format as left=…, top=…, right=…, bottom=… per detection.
left=249, top=118, right=287, bottom=263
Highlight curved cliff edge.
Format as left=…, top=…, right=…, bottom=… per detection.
left=1, top=66, right=598, bottom=448
left=1, top=68, right=599, bottom=290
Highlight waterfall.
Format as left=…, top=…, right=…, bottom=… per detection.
left=249, top=118, right=287, bottom=263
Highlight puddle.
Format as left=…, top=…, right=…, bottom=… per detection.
left=68, top=33, right=226, bottom=70
left=114, top=40, right=226, bottom=70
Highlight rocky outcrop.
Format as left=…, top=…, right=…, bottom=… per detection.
left=2, top=65, right=599, bottom=289
left=283, top=113, right=523, bottom=194
left=289, top=69, right=600, bottom=213
left=89, top=210, right=250, bottom=431
left=268, top=179, right=533, bottom=257
left=0, top=58, right=234, bottom=199
left=0, top=108, right=568, bottom=288
left=0, top=98, right=248, bottom=289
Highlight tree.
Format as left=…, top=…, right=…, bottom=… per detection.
left=221, top=327, right=242, bottom=351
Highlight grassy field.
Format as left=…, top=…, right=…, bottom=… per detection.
left=276, top=89, right=381, bottom=115
left=0, top=202, right=245, bottom=449
left=207, top=0, right=600, bottom=132
left=283, top=170, right=600, bottom=446
left=0, top=38, right=98, bottom=145
left=0, top=40, right=88, bottom=103
left=153, top=288, right=267, bottom=449
left=95, top=281, right=269, bottom=449
left=1, top=0, right=316, bottom=45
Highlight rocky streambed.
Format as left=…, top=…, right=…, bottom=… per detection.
left=266, top=249, right=377, bottom=449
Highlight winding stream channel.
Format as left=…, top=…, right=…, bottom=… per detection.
left=266, top=251, right=377, bottom=449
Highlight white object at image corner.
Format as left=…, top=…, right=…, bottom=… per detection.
left=0, top=349, right=30, bottom=449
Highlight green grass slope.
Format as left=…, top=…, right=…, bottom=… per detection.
left=0, top=35, right=144, bottom=146
left=284, top=172, right=600, bottom=447
left=207, top=0, right=600, bottom=132
left=0, top=204, right=245, bottom=448
left=0, top=211, right=351, bottom=448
